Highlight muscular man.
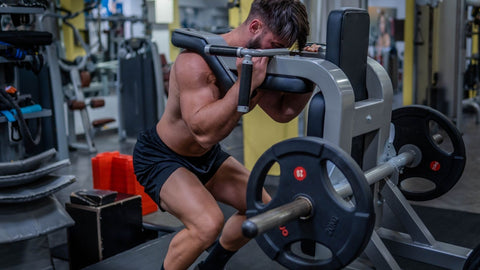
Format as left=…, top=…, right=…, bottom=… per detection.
left=133, top=1, right=311, bottom=269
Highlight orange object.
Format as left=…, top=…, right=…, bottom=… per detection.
left=134, top=179, right=159, bottom=215
left=91, top=151, right=158, bottom=215
left=5, top=85, right=17, bottom=94
left=91, top=151, right=119, bottom=190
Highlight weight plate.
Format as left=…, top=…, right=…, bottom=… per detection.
left=391, top=105, right=466, bottom=201
left=246, top=137, right=375, bottom=270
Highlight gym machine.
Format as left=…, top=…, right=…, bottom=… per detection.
left=116, top=37, right=165, bottom=140
left=42, top=2, right=116, bottom=153
left=171, top=8, right=478, bottom=270
left=0, top=2, right=76, bottom=269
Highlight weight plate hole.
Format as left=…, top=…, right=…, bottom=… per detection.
left=429, top=120, right=453, bottom=154
left=324, top=160, right=356, bottom=210
left=260, top=161, right=280, bottom=207
left=289, top=240, right=333, bottom=261
left=400, top=177, right=437, bottom=194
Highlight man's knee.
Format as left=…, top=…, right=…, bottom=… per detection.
left=193, top=209, right=225, bottom=246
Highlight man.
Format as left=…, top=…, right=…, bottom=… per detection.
left=133, top=1, right=311, bottom=269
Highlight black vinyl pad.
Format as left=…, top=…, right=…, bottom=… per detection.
left=171, top=29, right=313, bottom=94
left=0, top=174, right=75, bottom=203
left=0, top=148, right=56, bottom=176
left=0, top=159, right=71, bottom=188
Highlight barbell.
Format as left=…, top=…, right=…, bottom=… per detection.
left=242, top=105, right=466, bottom=270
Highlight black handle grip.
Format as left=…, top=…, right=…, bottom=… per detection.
left=204, top=45, right=240, bottom=57
left=238, top=59, right=252, bottom=113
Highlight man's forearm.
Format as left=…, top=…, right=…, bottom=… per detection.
left=186, top=85, right=244, bottom=148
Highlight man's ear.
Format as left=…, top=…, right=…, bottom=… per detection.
left=248, top=19, right=263, bottom=34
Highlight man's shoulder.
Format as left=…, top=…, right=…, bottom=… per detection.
left=174, top=51, right=212, bottom=76
left=177, top=50, right=207, bottom=64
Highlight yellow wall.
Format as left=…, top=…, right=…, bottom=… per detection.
left=60, top=0, right=86, bottom=61
left=169, top=0, right=181, bottom=61
left=403, top=0, right=415, bottom=105
left=230, top=0, right=299, bottom=174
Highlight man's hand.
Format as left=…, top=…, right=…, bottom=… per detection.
left=303, top=43, right=321, bottom=52
left=236, top=56, right=269, bottom=93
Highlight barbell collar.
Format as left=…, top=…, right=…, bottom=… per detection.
left=242, top=196, right=313, bottom=238
left=432, top=133, right=444, bottom=144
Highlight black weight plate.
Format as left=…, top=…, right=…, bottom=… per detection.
left=391, top=105, right=466, bottom=201
left=246, top=137, right=375, bottom=270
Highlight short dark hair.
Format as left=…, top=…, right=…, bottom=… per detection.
left=246, top=0, right=310, bottom=50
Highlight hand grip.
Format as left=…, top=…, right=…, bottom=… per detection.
left=204, top=45, right=241, bottom=57
left=238, top=58, right=252, bottom=113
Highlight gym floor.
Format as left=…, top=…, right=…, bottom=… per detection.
left=50, top=102, right=480, bottom=269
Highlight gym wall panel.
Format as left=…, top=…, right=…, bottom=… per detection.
left=243, top=107, right=299, bottom=175
left=437, top=0, right=463, bottom=118
left=403, top=0, right=414, bottom=105
left=168, top=0, right=181, bottom=61
left=60, top=0, right=87, bottom=61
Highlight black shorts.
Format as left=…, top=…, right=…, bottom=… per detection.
left=132, top=127, right=230, bottom=209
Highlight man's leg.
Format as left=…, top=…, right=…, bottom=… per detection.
left=196, top=157, right=271, bottom=269
left=160, top=167, right=225, bottom=270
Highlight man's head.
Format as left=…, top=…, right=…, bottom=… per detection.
left=243, top=0, right=309, bottom=50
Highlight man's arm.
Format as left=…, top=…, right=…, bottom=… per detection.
left=255, top=44, right=320, bottom=123
left=257, top=90, right=313, bottom=123
left=176, top=52, right=268, bottom=149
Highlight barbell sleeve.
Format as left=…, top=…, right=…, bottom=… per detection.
left=336, top=149, right=417, bottom=198
left=242, top=196, right=313, bottom=238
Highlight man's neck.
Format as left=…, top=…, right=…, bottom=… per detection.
left=221, top=24, right=249, bottom=47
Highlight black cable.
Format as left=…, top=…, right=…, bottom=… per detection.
left=0, top=89, right=41, bottom=151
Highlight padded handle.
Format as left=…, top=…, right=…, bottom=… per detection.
left=205, top=45, right=241, bottom=57
left=238, top=57, right=252, bottom=113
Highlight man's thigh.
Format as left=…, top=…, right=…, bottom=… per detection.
left=206, top=157, right=253, bottom=212
left=160, top=167, right=221, bottom=226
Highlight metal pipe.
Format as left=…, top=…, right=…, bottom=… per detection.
left=335, top=151, right=415, bottom=198
left=242, top=196, right=312, bottom=238
left=205, top=45, right=290, bottom=57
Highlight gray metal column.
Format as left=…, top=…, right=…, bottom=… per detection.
left=38, top=14, right=69, bottom=160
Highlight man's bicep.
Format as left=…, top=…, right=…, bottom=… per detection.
left=177, top=73, right=218, bottom=125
